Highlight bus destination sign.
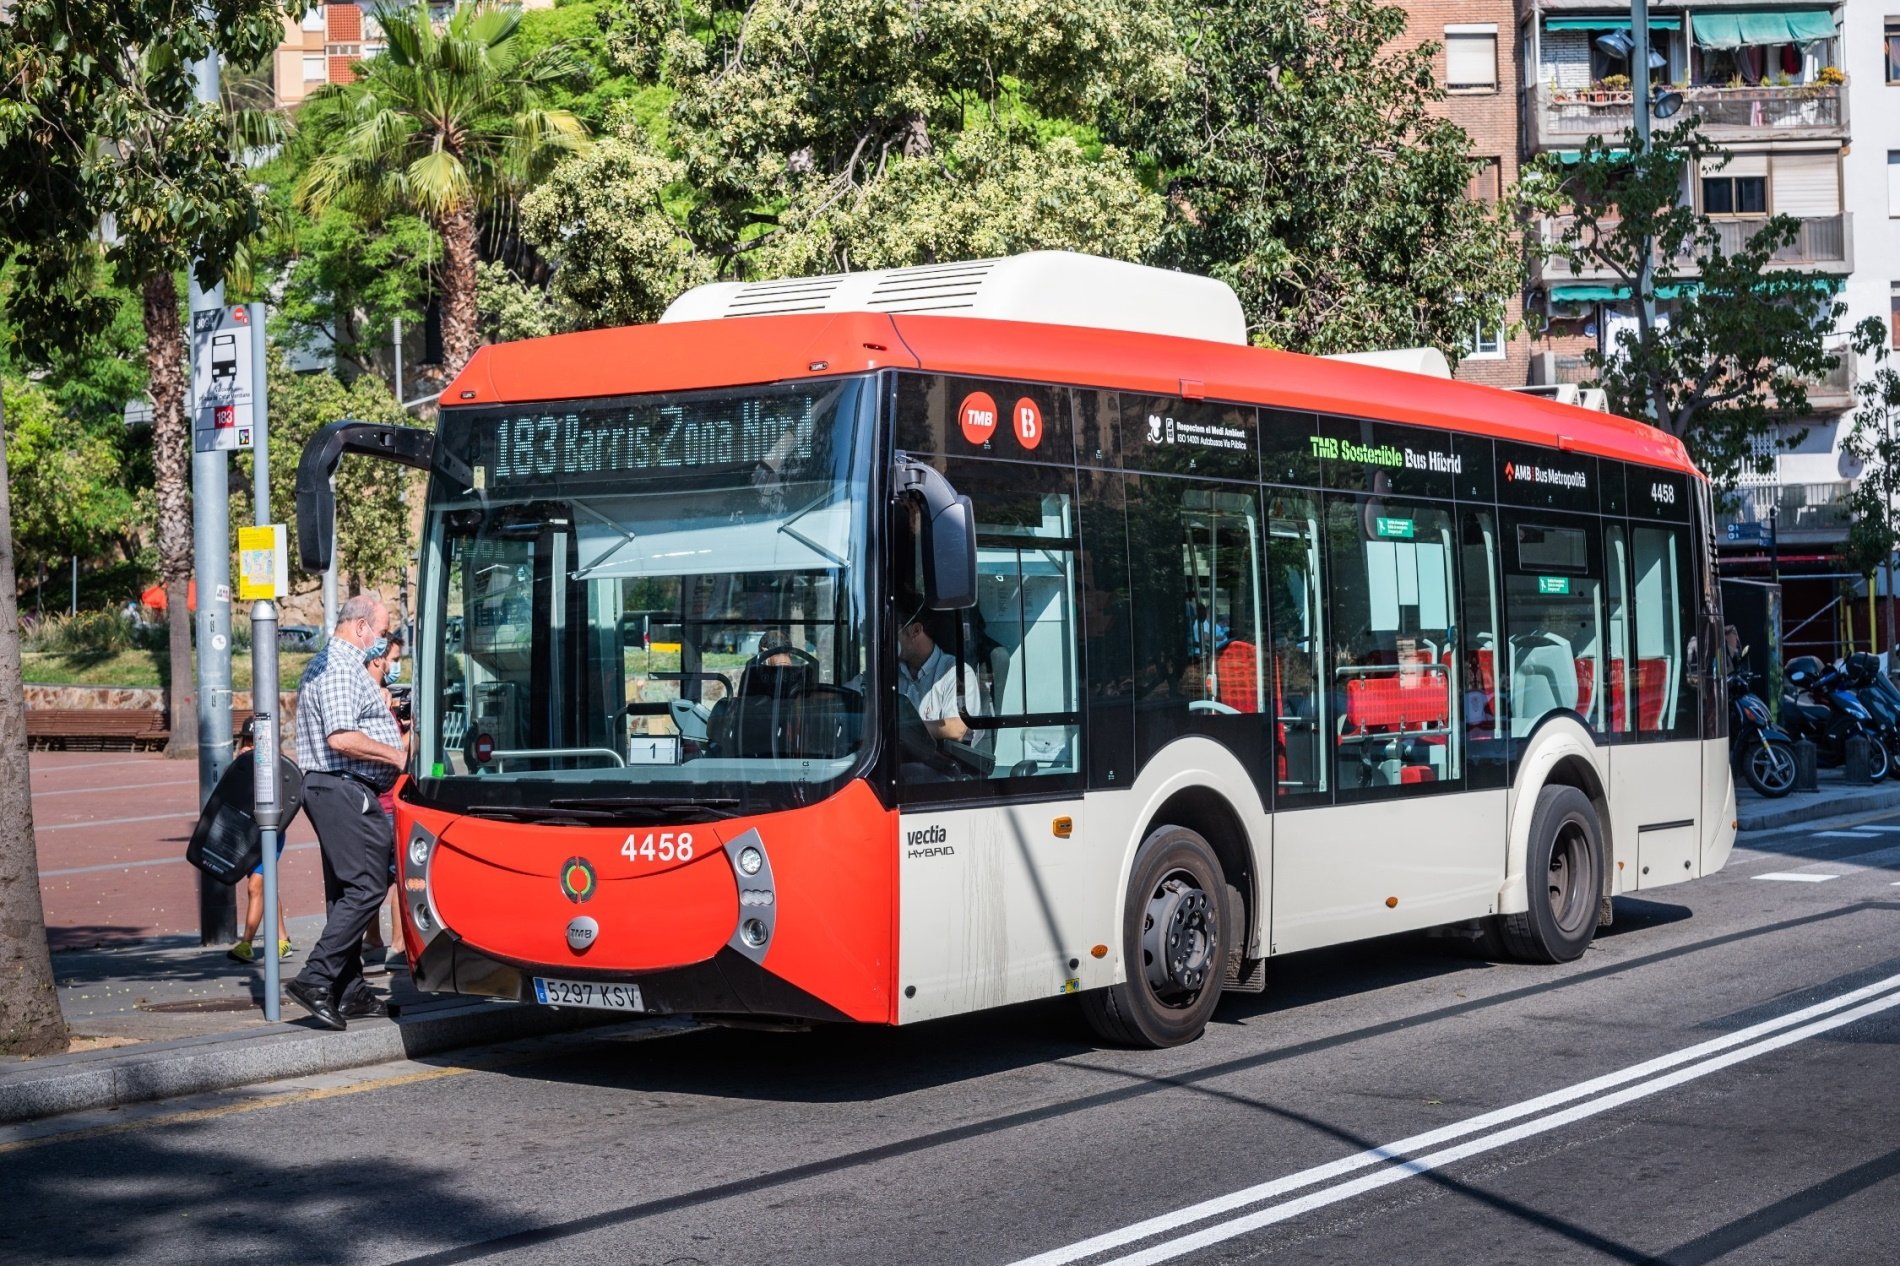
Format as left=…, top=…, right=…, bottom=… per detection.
left=468, top=398, right=818, bottom=488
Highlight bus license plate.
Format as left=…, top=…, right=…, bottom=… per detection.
left=532, top=977, right=644, bottom=1012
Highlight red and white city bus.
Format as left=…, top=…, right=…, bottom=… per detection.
left=298, top=253, right=1735, bottom=1048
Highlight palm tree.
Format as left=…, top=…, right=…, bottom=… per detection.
left=298, top=2, right=588, bottom=381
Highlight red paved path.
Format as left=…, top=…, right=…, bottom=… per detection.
left=30, top=750, right=325, bottom=949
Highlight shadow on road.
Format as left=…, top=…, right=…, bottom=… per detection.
left=0, top=1127, right=535, bottom=1266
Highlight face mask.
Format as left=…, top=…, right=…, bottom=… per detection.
left=386, top=659, right=402, bottom=683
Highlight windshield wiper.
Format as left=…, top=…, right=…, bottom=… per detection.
left=463, top=803, right=623, bottom=825
left=547, top=796, right=743, bottom=820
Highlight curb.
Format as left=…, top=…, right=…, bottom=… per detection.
left=1738, top=784, right=1900, bottom=834
left=0, top=997, right=612, bottom=1126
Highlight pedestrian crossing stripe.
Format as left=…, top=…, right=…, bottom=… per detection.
left=1754, top=872, right=1840, bottom=882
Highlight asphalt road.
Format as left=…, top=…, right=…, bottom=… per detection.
left=4, top=815, right=1897, bottom=1266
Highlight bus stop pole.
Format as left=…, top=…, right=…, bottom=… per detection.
left=252, top=599, right=281, bottom=1022
left=250, top=304, right=280, bottom=1020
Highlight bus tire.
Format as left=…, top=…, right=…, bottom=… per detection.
left=1499, top=784, right=1603, bottom=964
left=1082, top=825, right=1226, bottom=1048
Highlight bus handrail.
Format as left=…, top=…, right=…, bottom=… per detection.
left=490, top=747, right=628, bottom=769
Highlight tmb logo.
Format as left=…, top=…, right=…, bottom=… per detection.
left=905, top=824, right=954, bottom=859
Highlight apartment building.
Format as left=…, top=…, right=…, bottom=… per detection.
left=271, top=2, right=555, bottom=108
left=1386, top=0, right=1530, bottom=388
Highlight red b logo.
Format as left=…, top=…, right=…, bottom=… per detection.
left=1013, top=398, right=1043, bottom=450
left=958, top=392, right=998, bottom=446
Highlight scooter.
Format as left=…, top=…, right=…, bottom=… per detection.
left=1781, top=655, right=1893, bottom=782
left=1837, top=653, right=1900, bottom=778
left=1729, top=655, right=1796, bottom=797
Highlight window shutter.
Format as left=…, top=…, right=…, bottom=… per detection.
left=1888, top=153, right=1900, bottom=217
left=1771, top=153, right=1840, bottom=217
left=1446, top=33, right=1497, bottom=88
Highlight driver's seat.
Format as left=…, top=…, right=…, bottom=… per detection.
left=708, top=662, right=816, bottom=758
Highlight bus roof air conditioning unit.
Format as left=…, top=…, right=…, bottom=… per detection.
left=1319, top=347, right=1453, bottom=379
left=659, top=252, right=1250, bottom=346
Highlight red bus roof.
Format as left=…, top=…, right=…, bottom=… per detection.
left=444, top=312, right=1698, bottom=477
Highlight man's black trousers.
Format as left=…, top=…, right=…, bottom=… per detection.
left=294, top=772, right=393, bottom=1008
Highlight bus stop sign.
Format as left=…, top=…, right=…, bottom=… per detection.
left=191, top=304, right=258, bottom=452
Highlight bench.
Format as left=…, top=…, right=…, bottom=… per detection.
left=26, top=709, right=258, bottom=752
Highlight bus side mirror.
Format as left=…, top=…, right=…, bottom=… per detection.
left=295, top=420, right=437, bottom=572
left=894, top=456, right=977, bottom=610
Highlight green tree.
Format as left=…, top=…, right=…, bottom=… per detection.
left=1, top=377, right=138, bottom=579
left=1122, top=0, right=1518, bottom=358
left=0, top=0, right=283, bottom=1054
left=1525, top=123, right=1877, bottom=490
left=297, top=1, right=589, bottom=380
left=232, top=355, right=425, bottom=598
left=1841, top=331, right=1900, bottom=579
left=524, top=0, right=1175, bottom=318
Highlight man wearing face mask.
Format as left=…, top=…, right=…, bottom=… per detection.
left=361, top=633, right=408, bottom=970
left=285, top=595, right=405, bottom=1030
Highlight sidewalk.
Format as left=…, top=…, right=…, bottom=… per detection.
left=0, top=912, right=622, bottom=1125
left=1735, top=764, right=1900, bottom=833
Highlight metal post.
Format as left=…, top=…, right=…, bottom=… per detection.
left=69, top=554, right=76, bottom=615
left=189, top=37, right=236, bottom=944
left=393, top=316, right=403, bottom=403
left=251, top=600, right=282, bottom=1021
left=1631, top=0, right=1662, bottom=426
left=249, top=303, right=280, bottom=1020
left=322, top=475, right=338, bottom=638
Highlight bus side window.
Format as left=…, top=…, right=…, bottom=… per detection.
left=1633, top=524, right=1692, bottom=737
left=1459, top=509, right=1507, bottom=788
left=1325, top=498, right=1460, bottom=798
left=1604, top=524, right=1634, bottom=735
left=1270, top=494, right=1328, bottom=802
left=1503, top=516, right=1605, bottom=740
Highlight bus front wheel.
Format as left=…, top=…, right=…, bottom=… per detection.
left=1082, top=825, right=1227, bottom=1048
left=1498, top=784, right=1604, bottom=964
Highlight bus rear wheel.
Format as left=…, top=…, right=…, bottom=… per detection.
left=1498, top=784, right=1603, bottom=964
left=1082, top=826, right=1226, bottom=1048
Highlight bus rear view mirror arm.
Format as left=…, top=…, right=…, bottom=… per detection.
left=894, top=455, right=977, bottom=610
left=295, top=419, right=438, bottom=573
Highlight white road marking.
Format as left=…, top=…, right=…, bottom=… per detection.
left=38, top=842, right=318, bottom=879
left=30, top=780, right=194, bottom=800
left=29, top=757, right=160, bottom=775
left=1852, top=824, right=1900, bottom=833
left=1011, top=974, right=1900, bottom=1266
left=34, top=810, right=200, bottom=833
left=1754, top=872, right=1840, bottom=883
left=1816, top=830, right=1883, bottom=838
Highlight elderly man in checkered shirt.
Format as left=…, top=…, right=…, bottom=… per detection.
left=285, top=594, right=406, bottom=1030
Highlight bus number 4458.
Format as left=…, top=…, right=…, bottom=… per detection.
left=623, top=831, right=694, bottom=863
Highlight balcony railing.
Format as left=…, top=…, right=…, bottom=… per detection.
left=1728, top=481, right=1853, bottom=534
left=1539, top=343, right=1854, bottom=409
left=1533, top=213, right=1852, bottom=284
left=1525, top=83, right=1847, bottom=149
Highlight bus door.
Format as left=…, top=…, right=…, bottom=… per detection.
left=1608, top=471, right=1703, bottom=887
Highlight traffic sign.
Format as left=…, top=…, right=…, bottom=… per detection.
left=1725, top=522, right=1773, bottom=546
left=192, top=304, right=258, bottom=452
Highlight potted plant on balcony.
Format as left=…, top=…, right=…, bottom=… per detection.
left=1816, top=65, right=1845, bottom=86
left=1593, top=74, right=1631, bottom=104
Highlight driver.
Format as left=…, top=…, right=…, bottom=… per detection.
left=897, top=608, right=982, bottom=743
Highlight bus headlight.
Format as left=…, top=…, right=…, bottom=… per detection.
left=740, top=919, right=769, bottom=948
left=737, top=846, right=763, bottom=875
left=724, top=829, right=776, bottom=963
left=409, top=833, right=432, bottom=869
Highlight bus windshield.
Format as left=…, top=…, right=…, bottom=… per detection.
left=412, top=376, right=879, bottom=819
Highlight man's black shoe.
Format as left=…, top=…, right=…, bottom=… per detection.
left=339, top=991, right=388, bottom=1020
left=285, top=978, right=346, bottom=1030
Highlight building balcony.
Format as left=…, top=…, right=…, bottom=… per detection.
left=1532, top=213, right=1852, bottom=288
left=1524, top=83, right=1847, bottom=151
left=1531, top=342, right=1855, bottom=412
left=1727, top=481, right=1853, bottom=540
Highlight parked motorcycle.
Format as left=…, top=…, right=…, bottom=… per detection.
left=1729, top=655, right=1796, bottom=797
left=1781, top=655, right=1893, bottom=782
left=1838, top=653, right=1900, bottom=778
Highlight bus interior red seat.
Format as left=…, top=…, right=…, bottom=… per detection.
left=1636, top=657, right=1670, bottom=730
left=1339, top=667, right=1451, bottom=783
left=1574, top=657, right=1595, bottom=718
left=1214, top=640, right=1262, bottom=713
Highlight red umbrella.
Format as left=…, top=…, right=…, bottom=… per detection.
left=140, top=580, right=196, bottom=612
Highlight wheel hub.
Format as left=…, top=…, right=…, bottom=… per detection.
left=1142, top=876, right=1216, bottom=999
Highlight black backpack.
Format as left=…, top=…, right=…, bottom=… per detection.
left=184, top=751, right=307, bottom=885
